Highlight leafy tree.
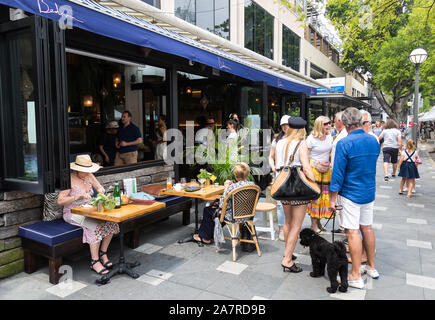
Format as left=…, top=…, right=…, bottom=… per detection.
left=279, top=0, right=435, bottom=121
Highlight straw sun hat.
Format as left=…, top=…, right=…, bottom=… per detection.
left=70, top=154, right=100, bottom=173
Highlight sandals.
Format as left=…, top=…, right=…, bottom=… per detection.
left=90, top=259, right=109, bottom=275
left=192, top=234, right=211, bottom=245
left=99, top=250, right=113, bottom=269
left=282, top=263, right=302, bottom=273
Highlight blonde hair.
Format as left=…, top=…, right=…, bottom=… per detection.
left=312, top=116, right=330, bottom=138
left=233, top=162, right=250, bottom=181
left=284, top=127, right=307, bottom=158
left=406, top=139, right=416, bottom=151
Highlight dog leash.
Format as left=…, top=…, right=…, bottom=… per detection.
left=321, top=205, right=343, bottom=242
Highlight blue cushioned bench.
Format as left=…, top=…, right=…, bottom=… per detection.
left=19, top=195, right=192, bottom=284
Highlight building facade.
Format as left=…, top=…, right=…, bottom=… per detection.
left=0, top=0, right=367, bottom=280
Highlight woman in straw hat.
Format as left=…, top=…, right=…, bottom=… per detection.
left=57, top=154, right=119, bottom=275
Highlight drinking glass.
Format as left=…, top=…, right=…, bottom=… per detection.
left=198, top=178, right=206, bottom=188
left=180, top=178, right=186, bottom=187
left=166, top=177, right=173, bottom=189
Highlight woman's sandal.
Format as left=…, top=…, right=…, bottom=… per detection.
left=282, top=263, right=302, bottom=273
left=99, top=250, right=113, bottom=269
left=192, top=234, right=211, bottom=245
left=90, top=259, right=109, bottom=275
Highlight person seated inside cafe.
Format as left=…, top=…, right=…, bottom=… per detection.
left=57, top=154, right=119, bottom=275
left=193, top=162, right=253, bottom=244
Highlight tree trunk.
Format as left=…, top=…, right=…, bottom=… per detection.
left=372, top=88, right=411, bottom=122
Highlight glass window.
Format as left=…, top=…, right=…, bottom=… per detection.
left=66, top=52, right=168, bottom=168
left=141, top=0, right=160, bottom=9
left=175, top=0, right=196, bottom=24
left=1, top=32, right=38, bottom=182
left=282, top=25, right=300, bottom=71
left=244, top=0, right=274, bottom=59
left=175, top=0, right=230, bottom=39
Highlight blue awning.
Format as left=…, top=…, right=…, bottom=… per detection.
left=0, top=0, right=318, bottom=95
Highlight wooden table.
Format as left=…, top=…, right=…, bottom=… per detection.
left=161, top=185, right=225, bottom=245
left=71, top=202, right=165, bottom=282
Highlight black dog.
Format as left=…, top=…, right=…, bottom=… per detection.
left=299, top=228, right=348, bottom=293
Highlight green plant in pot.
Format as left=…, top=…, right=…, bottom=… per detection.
left=193, top=128, right=264, bottom=185
left=91, top=193, right=117, bottom=212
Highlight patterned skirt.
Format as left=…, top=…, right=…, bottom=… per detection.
left=306, top=164, right=333, bottom=219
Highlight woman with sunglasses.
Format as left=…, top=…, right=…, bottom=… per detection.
left=306, top=116, right=334, bottom=234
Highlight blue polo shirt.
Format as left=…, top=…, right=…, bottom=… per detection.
left=117, top=122, right=141, bottom=154
left=329, top=129, right=380, bottom=204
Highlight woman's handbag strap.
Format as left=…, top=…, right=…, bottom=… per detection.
left=283, top=139, right=303, bottom=167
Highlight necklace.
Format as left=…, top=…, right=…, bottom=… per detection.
left=76, top=173, right=88, bottom=185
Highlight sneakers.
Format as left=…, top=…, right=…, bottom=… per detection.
left=384, top=176, right=389, bottom=181
left=361, top=265, right=380, bottom=279
left=348, top=278, right=365, bottom=289
left=332, top=228, right=344, bottom=234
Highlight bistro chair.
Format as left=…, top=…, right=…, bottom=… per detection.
left=219, top=184, right=261, bottom=261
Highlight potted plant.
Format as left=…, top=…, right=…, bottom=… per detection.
left=91, top=193, right=117, bottom=212
left=197, top=169, right=212, bottom=186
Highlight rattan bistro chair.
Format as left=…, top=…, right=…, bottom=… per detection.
left=219, top=184, right=261, bottom=261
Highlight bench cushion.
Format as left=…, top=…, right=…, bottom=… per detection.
left=19, top=219, right=83, bottom=246
left=156, top=195, right=190, bottom=207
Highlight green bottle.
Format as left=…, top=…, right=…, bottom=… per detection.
left=113, top=181, right=121, bottom=209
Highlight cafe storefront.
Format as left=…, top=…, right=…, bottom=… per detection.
left=0, top=0, right=319, bottom=196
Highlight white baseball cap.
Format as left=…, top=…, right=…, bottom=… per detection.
left=280, top=115, right=290, bottom=126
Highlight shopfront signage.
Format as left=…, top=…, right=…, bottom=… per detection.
left=316, top=77, right=345, bottom=94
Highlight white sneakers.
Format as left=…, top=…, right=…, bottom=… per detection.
left=348, top=278, right=365, bottom=289
left=348, top=266, right=380, bottom=290
left=361, top=265, right=380, bottom=279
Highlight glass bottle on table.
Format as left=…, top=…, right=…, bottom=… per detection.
left=113, top=181, right=121, bottom=209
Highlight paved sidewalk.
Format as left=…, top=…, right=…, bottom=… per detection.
left=1, top=148, right=435, bottom=300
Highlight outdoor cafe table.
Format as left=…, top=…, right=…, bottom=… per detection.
left=71, top=201, right=165, bottom=282
left=161, top=184, right=225, bottom=246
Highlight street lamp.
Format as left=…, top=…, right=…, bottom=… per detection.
left=409, top=48, right=428, bottom=147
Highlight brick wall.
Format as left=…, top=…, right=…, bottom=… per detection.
left=0, top=164, right=174, bottom=279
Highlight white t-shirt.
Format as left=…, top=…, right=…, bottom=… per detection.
left=379, top=128, right=401, bottom=149
left=330, top=128, right=348, bottom=169
left=275, top=138, right=302, bottom=169
left=306, top=134, right=333, bottom=163
left=403, top=149, right=419, bottom=162
left=227, top=131, right=238, bottom=142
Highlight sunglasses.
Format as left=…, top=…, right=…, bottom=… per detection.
left=323, top=121, right=331, bottom=126
left=363, top=121, right=370, bottom=125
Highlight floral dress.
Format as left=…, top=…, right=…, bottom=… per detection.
left=63, top=186, right=119, bottom=244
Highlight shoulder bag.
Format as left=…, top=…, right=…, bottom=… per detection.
left=271, top=140, right=320, bottom=201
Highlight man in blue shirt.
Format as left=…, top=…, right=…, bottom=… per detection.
left=329, top=107, right=380, bottom=289
left=114, top=111, right=142, bottom=166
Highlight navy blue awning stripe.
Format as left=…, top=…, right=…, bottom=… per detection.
left=0, top=0, right=318, bottom=95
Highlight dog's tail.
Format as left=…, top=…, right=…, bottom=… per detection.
left=333, top=241, right=347, bottom=260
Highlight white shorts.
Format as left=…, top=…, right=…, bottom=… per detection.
left=340, top=196, right=374, bottom=230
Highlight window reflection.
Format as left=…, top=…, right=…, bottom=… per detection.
left=175, top=0, right=230, bottom=39
left=244, top=0, right=274, bottom=59
left=66, top=52, right=168, bottom=168
left=2, top=32, right=38, bottom=182
left=282, top=25, right=300, bottom=71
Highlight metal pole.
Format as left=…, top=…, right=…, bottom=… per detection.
left=413, top=64, right=420, bottom=147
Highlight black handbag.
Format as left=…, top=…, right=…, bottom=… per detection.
left=271, top=140, right=321, bottom=201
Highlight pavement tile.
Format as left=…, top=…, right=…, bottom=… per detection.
left=406, top=273, right=435, bottom=290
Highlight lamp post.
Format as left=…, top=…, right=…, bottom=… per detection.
left=409, top=48, right=428, bottom=147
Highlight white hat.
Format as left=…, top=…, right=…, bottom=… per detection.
left=280, top=115, right=290, bottom=126
left=70, top=154, right=100, bottom=173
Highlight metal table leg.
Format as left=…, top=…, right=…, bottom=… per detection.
left=177, top=198, right=203, bottom=247
left=97, top=223, right=140, bottom=284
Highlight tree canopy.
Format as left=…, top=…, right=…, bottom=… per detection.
left=280, top=0, right=435, bottom=121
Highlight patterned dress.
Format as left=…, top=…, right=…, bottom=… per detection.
left=63, top=186, right=119, bottom=244
left=306, top=161, right=333, bottom=219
